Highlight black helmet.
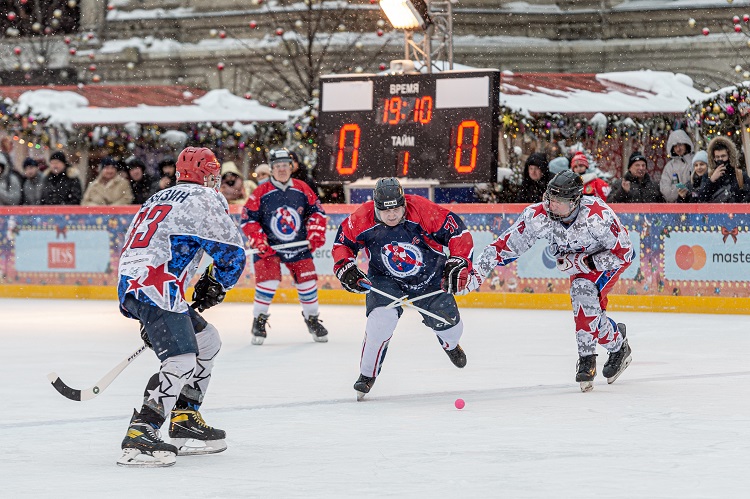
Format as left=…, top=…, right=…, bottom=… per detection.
left=269, top=148, right=293, bottom=166
left=545, top=170, right=583, bottom=221
left=373, top=177, right=405, bottom=211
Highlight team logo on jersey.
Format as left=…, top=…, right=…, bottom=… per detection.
left=270, top=206, right=301, bottom=241
left=381, top=241, right=424, bottom=277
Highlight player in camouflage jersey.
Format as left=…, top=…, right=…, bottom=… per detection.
left=476, top=170, right=634, bottom=392
left=116, top=147, right=246, bottom=466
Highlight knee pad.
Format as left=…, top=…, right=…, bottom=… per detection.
left=161, top=353, right=197, bottom=379
left=195, top=323, right=221, bottom=361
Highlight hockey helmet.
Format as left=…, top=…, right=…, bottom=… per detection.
left=373, top=177, right=405, bottom=211
left=175, top=147, right=220, bottom=187
left=268, top=148, right=293, bottom=167
left=544, top=170, right=583, bottom=221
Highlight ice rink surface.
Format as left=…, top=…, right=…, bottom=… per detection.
left=3, top=298, right=749, bottom=498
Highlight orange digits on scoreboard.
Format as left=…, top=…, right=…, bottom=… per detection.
left=453, top=120, right=479, bottom=173
left=336, top=123, right=361, bottom=175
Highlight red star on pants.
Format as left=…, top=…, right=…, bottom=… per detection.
left=140, top=262, right=178, bottom=298
left=573, top=305, right=599, bottom=333
left=531, top=203, right=547, bottom=219
left=586, top=200, right=607, bottom=220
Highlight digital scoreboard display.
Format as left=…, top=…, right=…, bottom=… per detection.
left=316, top=70, right=500, bottom=183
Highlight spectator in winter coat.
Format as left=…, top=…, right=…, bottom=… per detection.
left=702, top=136, right=750, bottom=203
left=515, top=152, right=553, bottom=203
left=289, top=150, right=319, bottom=195
left=607, top=152, right=664, bottom=203
left=39, top=151, right=82, bottom=205
left=219, top=161, right=250, bottom=205
left=125, top=156, right=155, bottom=205
left=21, top=157, right=44, bottom=205
left=659, top=129, right=694, bottom=202
left=152, top=157, right=177, bottom=192
left=253, top=163, right=271, bottom=186
left=676, top=151, right=709, bottom=203
left=0, top=154, right=22, bottom=205
left=82, top=156, right=134, bottom=206
left=570, top=151, right=610, bottom=200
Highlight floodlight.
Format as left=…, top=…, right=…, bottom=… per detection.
left=379, top=0, right=432, bottom=31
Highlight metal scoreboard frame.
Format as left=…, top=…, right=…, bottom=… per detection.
left=316, top=69, right=500, bottom=184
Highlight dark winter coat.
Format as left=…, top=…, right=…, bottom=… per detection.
left=607, top=171, right=664, bottom=203
left=676, top=172, right=709, bottom=203
left=704, top=136, right=750, bottom=203
left=22, top=174, right=44, bottom=205
left=515, top=153, right=553, bottom=203
left=39, top=171, right=83, bottom=205
left=130, top=174, right=155, bottom=205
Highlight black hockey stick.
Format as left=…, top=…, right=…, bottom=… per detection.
left=47, top=343, right=148, bottom=402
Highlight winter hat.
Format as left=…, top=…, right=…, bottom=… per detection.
left=288, top=150, right=300, bottom=163
left=525, top=152, right=548, bottom=169
left=628, top=151, right=648, bottom=169
left=570, top=151, right=589, bottom=169
left=49, top=150, right=68, bottom=166
left=548, top=156, right=569, bottom=174
left=99, top=156, right=119, bottom=169
left=22, top=157, right=38, bottom=168
left=692, top=150, right=708, bottom=166
left=125, top=156, right=146, bottom=171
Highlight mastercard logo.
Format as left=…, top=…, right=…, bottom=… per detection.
left=675, top=245, right=706, bottom=271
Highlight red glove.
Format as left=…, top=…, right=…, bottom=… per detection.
left=249, top=231, right=275, bottom=258
left=306, top=214, right=326, bottom=252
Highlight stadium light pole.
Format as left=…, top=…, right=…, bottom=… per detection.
left=379, top=0, right=454, bottom=74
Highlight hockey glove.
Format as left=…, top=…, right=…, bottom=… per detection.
left=556, top=253, right=595, bottom=275
left=249, top=232, right=275, bottom=258
left=192, top=266, right=226, bottom=312
left=139, top=321, right=153, bottom=350
left=441, top=256, right=471, bottom=294
left=306, top=214, right=326, bottom=252
left=335, top=259, right=371, bottom=294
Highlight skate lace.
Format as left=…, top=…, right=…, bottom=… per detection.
left=257, top=315, right=270, bottom=329
left=192, top=411, right=212, bottom=429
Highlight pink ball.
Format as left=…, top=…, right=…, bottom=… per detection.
left=454, top=398, right=465, bottom=410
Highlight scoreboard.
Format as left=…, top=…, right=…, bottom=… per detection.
left=316, top=70, right=500, bottom=183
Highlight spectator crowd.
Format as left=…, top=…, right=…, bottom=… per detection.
left=1, top=131, right=749, bottom=207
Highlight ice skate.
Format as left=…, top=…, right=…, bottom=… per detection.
left=354, top=374, right=375, bottom=401
left=602, top=323, right=632, bottom=384
left=303, top=312, right=328, bottom=343
left=251, top=313, right=270, bottom=345
left=117, top=409, right=177, bottom=467
left=444, top=344, right=467, bottom=368
left=576, top=354, right=597, bottom=393
left=169, top=409, right=227, bottom=456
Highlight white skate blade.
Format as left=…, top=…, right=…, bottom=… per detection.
left=356, top=391, right=367, bottom=401
left=251, top=335, right=265, bottom=345
left=116, top=448, right=176, bottom=467
left=312, top=335, right=328, bottom=343
left=606, top=355, right=632, bottom=384
left=171, top=438, right=227, bottom=456
left=579, top=381, right=594, bottom=393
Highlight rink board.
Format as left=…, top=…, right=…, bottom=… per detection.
left=0, top=203, right=748, bottom=314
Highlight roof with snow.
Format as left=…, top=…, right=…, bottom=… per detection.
left=0, top=85, right=291, bottom=127
left=500, top=70, right=705, bottom=115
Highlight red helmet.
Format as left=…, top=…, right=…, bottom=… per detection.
left=175, top=147, right=220, bottom=186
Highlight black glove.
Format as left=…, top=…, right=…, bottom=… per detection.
left=192, top=266, right=226, bottom=312
left=335, top=259, right=371, bottom=294
left=441, top=256, right=470, bottom=294
left=139, top=321, right=152, bottom=350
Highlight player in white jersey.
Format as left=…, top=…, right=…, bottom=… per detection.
left=116, top=147, right=246, bottom=466
left=476, top=170, right=634, bottom=392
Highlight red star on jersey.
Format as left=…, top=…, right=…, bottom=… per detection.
left=126, top=277, right=144, bottom=294
left=573, top=305, right=599, bottom=334
left=175, top=270, right=190, bottom=297
left=140, top=262, right=178, bottom=298
left=493, top=232, right=512, bottom=252
left=586, top=200, right=607, bottom=220
left=531, top=203, right=547, bottom=219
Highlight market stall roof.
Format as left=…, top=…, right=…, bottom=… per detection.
left=500, top=70, right=705, bottom=115
left=0, top=85, right=291, bottom=126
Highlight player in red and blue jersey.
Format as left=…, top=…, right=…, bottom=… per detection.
left=240, top=148, right=328, bottom=344
left=332, top=177, right=479, bottom=400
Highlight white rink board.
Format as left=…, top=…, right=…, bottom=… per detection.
left=3, top=299, right=750, bottom=498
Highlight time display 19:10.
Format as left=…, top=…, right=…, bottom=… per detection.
left=377, top=96, right=433, bottom=125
